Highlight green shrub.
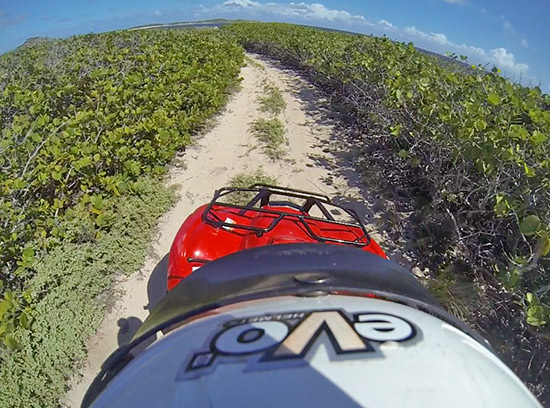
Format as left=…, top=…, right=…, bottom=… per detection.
left=0, top=177, right=175, bottom=408
left=0, top=28, right=243, bottom=346
left=0, top=27, right=244, bottom=406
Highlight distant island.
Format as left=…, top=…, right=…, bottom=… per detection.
left=127, top=18, right=239, bottom=31
left=16, top=36, right=51, bottom=50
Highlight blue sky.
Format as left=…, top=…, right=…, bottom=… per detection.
left=1, top=0, right=548, bottom=91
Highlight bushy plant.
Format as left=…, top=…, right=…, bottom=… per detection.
left=0, top=177, right=175, bottom=408
left=0, top=28, right=243, bottom=406
left=0, top=28, right=243, bottom=346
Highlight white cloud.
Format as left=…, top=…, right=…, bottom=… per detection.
left=222, top=0, right=260, bottom=7
left=499, top=15, right=529, bottom=49
left=198, top=1, right=531, bottom=77
left=203, top=1, right=366, bottom=24
left=443, top=0, right=467, bottom=5
left=153, top=10, right=163, bottom=17
left=378, top=19, right=393, bottom=29
left=501, top=17, right=512, bottom=32
left=488, top=48, right=528, bottom=74
left=0, top=10, right=27, bottom=28
left=404, top=26, right=450, bottom=45
left=403, top=25, right=528, bottom=75
left=521, top=37, right=528, bottom=48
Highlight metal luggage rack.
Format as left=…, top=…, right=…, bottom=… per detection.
left=202, top=184, right=371, bottom=247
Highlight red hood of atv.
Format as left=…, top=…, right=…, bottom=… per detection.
left=167, top=204, right=387, bottom=290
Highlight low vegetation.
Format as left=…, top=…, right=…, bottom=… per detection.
left=227, top=169, right=278, bottom=205
left=259, top=81, right=286, bottom=115
left=0, top=178, right=175, bottom=408
left=0, top=28, right=243, bottom=406
left=250, top=117, right=288, bottom=159
left=252, top=79, right=287, bottom=160
left=225, top=21, right=550, bottom=402
left=425, top=270, right=482, bottom=322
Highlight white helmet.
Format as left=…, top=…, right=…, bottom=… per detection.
left=84, top=244, right=541, bottom=407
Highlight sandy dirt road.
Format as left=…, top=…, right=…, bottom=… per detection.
left=64, top=53, right=398, bottom=406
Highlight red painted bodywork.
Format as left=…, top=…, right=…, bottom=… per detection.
left=167, top=203, right=388, bottom=290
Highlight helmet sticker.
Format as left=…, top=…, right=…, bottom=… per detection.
left=176, top=309, right=417, bottom=381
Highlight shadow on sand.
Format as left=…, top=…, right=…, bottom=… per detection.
left=116, top=253, right=169, bottom=352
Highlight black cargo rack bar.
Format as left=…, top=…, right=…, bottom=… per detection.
left=201, top=185, right=371, bottom=247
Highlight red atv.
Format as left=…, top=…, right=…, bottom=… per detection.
left=167, top=185, right=388, bottom=290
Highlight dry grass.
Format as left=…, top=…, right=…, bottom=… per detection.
left=426, top=270, right=481, bottom=322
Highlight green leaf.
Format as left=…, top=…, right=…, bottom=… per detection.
left=419, top=77, right=430, bottom=88
left=445, top=72, right=458, bottom=84
left=133, top=181, right=146, bottom=192
left=525, top=296, right=548, bottom=326
left=96, top=214, right=107, bottom=227
left=158, top=130, right=170, bottom=140
left=494, top=195, right=509, bottom=217
left=395, top=89, right=403, bottom=101
left=90, top=69, right=102, bottom=79
left=537, top=233, right=550, bottom=256
left=523, top=162, right=536, bottom=178
left=4, top=334, right=20, bottom=351
left=390, top=125, right=401, bottom=136
left=531, top=130, right=547, bottom=144
left=527, top=313, right=546, bottom=327
left=398, top=149, right=408, bottom=159
left=502, top=148, right=514, bottom=161
left=519, top=215, right=541, bottom=236
left=90, top=195, right=104, bottom=210
left=19, top=312, right=30, bottom=329
left=22, top=248, right=35, bottom=262
left=487, top=93, right=501, bottom=106
left=127, top=73, right=142, bottom=85
left=474, top=119, right=487, bottom=131
left=506, top=268, right=522, bottom=288
left=0, top=299, right=12, bottom=320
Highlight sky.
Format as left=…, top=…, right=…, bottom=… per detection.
left=1, top=0, right=548, bottom=91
